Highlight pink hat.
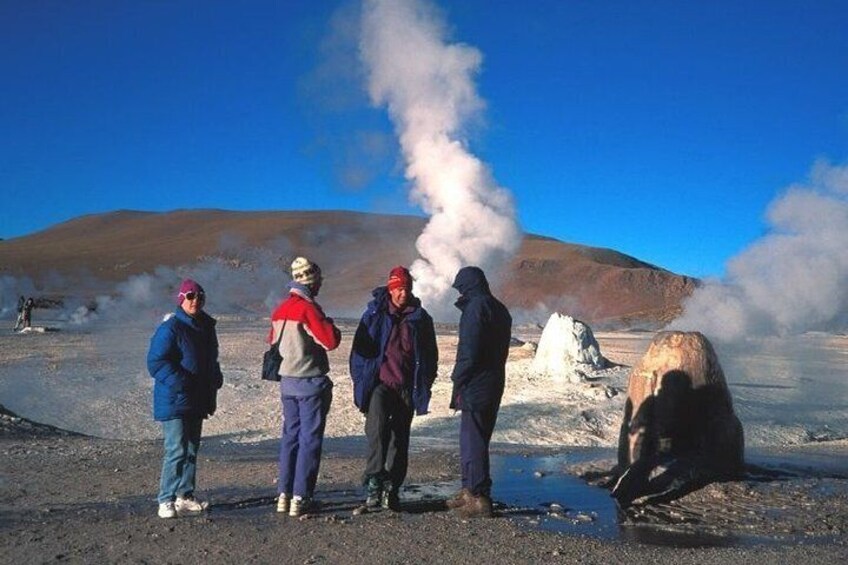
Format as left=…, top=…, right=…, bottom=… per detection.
left=176, top=279, right=205, bottom=305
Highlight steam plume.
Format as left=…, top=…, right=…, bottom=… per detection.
left=359, top=0, right=520, bottom=316
left=672, top=159, right=848, bottom=341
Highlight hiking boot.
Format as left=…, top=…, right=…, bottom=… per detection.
left=365, top=476, right=383, bottom=509
left=157, top=501, right=176, bottom=519
left=276, top=493, right=290, bottom=514
left=175, top=495, right=208, bottom=514
left=381, top=483, right=400, bottom=511
left=445, top=488, right=472, bottom=510
left=457, top=494, right=493, bottom=518
left=289, top=496, right=312, bottom=517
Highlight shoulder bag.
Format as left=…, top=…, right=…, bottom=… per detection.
left=261, top=320, right=286, bottom=381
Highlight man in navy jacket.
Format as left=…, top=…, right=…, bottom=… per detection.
left=446, top=266, right=512, bottom=518
left=350, top=266, right=438, bottom=510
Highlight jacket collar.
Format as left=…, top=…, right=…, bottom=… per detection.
left=288, top=280, right=314, bottom=302
left=173, top=306, right=212, bottom=329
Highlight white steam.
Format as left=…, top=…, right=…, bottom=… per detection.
left=0, top=275, right=36, bottom=319
left=7, top=235, right=295, bottom=329
left=672, top=159, right=848, bottom=341
left=359, top=0, right=520, bottom=315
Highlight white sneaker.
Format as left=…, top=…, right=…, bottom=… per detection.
left=276, top=493, right=290, bottom=514
left=158, top=501, right=176, bottom=519
left=289, top=496, right=311, bottom=517
left=175, top=496, right=208, bottom=514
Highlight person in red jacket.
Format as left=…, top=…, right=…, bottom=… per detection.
left=269, top=257, right=341, bottom=517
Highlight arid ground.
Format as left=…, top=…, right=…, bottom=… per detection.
left=1, top=320, right=847, bottom=563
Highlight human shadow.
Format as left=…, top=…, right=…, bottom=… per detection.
left=609, top=369, right=745, bottom=508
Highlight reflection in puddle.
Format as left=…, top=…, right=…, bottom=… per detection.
left=489, top=453, right=620, bottom=539
left=486, top=453, right=756, bottom=547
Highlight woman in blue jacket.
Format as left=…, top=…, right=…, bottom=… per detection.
left=147, top=279, right=223, bottom=519
left=349, top=266, right=438, bottom=510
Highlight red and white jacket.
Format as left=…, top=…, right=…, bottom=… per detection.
left=269, top=288, right=341, bottom=378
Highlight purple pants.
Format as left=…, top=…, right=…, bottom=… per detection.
left=278, top=387, right=332, bottom=498
left=460, top=405, right=499, bottom=497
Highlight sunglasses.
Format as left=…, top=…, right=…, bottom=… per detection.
left=181, top=291, right=205, bottom=301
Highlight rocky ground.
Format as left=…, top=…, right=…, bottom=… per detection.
left=2, top=407, right=847, bottom=564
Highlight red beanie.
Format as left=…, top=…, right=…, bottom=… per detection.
left=387, top=266, right=412, bottom=292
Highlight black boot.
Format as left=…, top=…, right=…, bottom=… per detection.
left=365, top=476, right=383, bottom=509
left=381, top=481, right=400, bottom=511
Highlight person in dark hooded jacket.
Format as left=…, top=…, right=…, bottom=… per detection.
left=350, top=266, right=438, bottom=510
left=147, top=279, right=223, bottom=519
left=445, top=266, right=511, bottom=518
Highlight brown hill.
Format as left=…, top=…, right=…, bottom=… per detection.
left=0, top=209, right=697, bottom=327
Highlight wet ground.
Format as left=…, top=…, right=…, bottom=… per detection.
left=3, top=414, right=848, bottom=563
left=201, top=438, right=848, bottom=549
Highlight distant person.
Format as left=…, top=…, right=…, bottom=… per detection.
left=13, top=295, right=25, bottom=331
left=445, top=267, right=512, bottom=518
left=349, top=266, right=438, bottom=511
left=21, top=297, right=35, bottom=329
left=147, top=279, right=224, bottom=519
left=270, top=257, right=341, bottom=517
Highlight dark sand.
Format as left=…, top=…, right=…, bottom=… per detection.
left=2, top=408, right=847, bottom=564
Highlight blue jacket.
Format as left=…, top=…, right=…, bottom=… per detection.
left=349, top=287, right=438, bottom=415
left=450, top=267, right=512, bottom=411
left=147, top=307, right=224, bottom=421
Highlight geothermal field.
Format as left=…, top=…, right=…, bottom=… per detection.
left=2, top=311, right=848, bottom=564
left=2, top=315, right=846, bottom=449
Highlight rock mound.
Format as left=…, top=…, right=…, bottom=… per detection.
left=532, top=313, right=609, bottom=383
left=612, top=331, right=745, bottom=506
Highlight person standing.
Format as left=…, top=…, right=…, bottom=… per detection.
left=147, top=279, right=223, bottom=519
left=350, top=266, right=438, bottom=511
left=445, top=266, right=512, bottom=518
left=21, top=297, right=35, bottom=329
left=13, top=295, right=25, bottom=331
left=271, top=257, right=341, bottom=517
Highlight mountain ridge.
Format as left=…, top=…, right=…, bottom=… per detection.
left=0, top=209, right=697, bottom=327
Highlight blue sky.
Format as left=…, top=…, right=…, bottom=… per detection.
left=2, top=0, right=846, bottom=278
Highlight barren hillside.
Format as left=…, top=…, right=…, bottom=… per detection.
left=0, top=209, right=697, bottom=327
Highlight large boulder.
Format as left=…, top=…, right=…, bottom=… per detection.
left=612, top=331, right=744, bottom=506
left=532, top=313, right=608, bottom=383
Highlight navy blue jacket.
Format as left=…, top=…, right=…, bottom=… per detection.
left=349, top=287, right=438, bottom=415
left=450, top=267, right=512, bottom=411
left=147, top=307, right=224, bottom=421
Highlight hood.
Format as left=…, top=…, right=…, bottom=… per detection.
left=287, top=280, right=314, bottom=301
left=369, top=286, right=422, bottom=313
left=452, top=266, right=491, bottom=297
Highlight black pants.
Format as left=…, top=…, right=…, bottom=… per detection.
left=364, top=384, right=414, bottom=488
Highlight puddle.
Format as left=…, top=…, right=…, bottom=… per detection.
left=488, top=453, right=621, bottom=539
left=147, top=448, right=814, bottom=548
left=485, top=452, right=764, bottom=547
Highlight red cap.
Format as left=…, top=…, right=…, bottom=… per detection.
left=387, top=266, right=412, bottom=292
